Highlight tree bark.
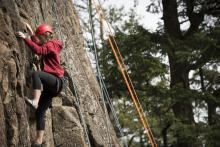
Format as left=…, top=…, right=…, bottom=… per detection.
left=169, top=58, right=195, bottom=147
left=162, top=123, right=171, bottom=147
left=162, top=0, right=199, bottom=146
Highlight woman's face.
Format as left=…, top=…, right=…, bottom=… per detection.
left=37, top=34, right=47, bottom=43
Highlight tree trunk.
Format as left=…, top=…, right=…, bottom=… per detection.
left=169, top=58, right=194, bottom=123
left=169, top=57, right=194, bottom=147
left=199, top=68, right=217, bottom=125
left=161, top=0, right=200, bottom=146
left=162, top=123, right=171, bottom=147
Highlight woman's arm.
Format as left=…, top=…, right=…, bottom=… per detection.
left=31, top=36, right=42, bottom=45
left=23, top=22, right=42, bottom=45
left=23, top=38, right=53, bottom=55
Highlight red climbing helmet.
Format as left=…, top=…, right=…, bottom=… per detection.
left=35, top=24, right=53, bottom=35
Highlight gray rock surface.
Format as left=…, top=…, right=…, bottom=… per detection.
left=0, top=0, right=120, bottom=146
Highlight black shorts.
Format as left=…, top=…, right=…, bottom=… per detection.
left=32, top=71, right=65, bottom=130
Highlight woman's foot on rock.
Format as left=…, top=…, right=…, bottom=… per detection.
left=24, top=97, right=38, bottom=109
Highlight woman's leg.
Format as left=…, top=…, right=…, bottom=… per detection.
left=31, top=90, right=42, bottom=106
left=31, top=72, right=43, bottom=106
left=35, top=130, right=44, bottom=144
left=31, top=71, right=60, bottom=106
left=31, top=71, right=61, bottom=144
left=35, top=91, right=54, bottom=144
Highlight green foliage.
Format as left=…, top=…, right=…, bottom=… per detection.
left=99, top=22, right=167, bottom=97
left=93, top=1, right=220, bottom=146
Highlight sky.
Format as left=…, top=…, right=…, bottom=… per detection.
left=74, top=0, right=162, bottom=31
left=103, top=0, right=162, bottom=31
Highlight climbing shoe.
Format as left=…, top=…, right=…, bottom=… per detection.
left=24, top=97, right=38, bottom=109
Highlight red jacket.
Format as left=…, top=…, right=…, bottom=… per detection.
left=23, top=37, right=64, bottom=77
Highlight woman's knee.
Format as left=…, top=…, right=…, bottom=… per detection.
left=32, top=71, right=40, bottom=79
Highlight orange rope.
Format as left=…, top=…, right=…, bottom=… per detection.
left=107, top=26, right=157, bottom=147
left=91, top=0, right=158, bottom=146
left=108, top=26, right=158, bottom=147
left=108, top=37, right=156, bottom=147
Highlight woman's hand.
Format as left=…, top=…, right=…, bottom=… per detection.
left=23, top=21, right=34, bottom=35
left=17, top=31, right=27, bottom=39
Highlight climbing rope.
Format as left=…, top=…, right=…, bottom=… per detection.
left=88, top=0, right=112, bottom=146
left=51, top=0, right=131, bottom=146
left=69, top=82, right=92, bottom=147
left=70, top=8, right=113, bottom=147
left=74, top=2, right=129, bottom=146
left=91, top=0, right=158, bottom=146
left=62, top=81, right=92, bottom=147
left=100, top=76, right=129, bottom=147
left=52, top=0, right=119, bottom=146
left=75, top=5, right=129, bottom=147
left=51, top=0, right=92, bottom=146
left=87, top=0, right=129, bottom=146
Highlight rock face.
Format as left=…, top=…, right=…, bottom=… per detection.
left=0, top=0, right=120, bottom=147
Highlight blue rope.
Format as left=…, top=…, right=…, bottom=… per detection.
left=87, top=0, right=128, bottom=146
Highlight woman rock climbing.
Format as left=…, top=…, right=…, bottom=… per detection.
left=18, top=22, right=65, bottom=147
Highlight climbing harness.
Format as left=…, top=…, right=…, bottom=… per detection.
left=91, top=0, right=158, bottom=146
